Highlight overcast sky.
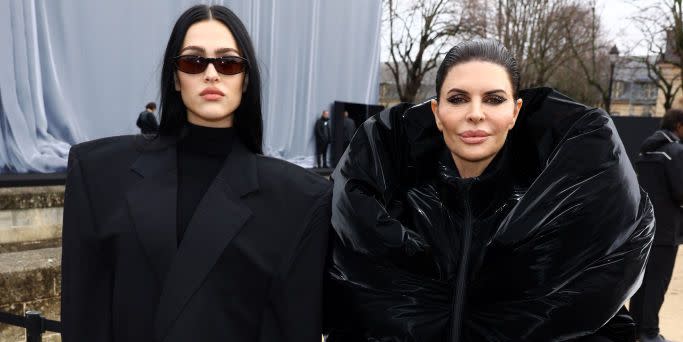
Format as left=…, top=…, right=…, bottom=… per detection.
left=597, top=0, right=660, bottom=55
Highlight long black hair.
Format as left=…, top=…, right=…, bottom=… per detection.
left=435, top=39, right=520, bottom=100
left=158, top=5, right=263, bottom=154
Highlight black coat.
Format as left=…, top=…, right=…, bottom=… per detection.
left=315, top=117, right=331, bottom=150
left=136, top=111, right=159, bottom=134
left=325, top=88, right=654, bottom=341
left=636, top=130, right=683, bottom=245
left=61, top=134, right=331, bottom=342
left=343, top=117, right=356, bottom=144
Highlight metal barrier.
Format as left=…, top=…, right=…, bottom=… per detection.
left=0, top=310, right=61, bottom=342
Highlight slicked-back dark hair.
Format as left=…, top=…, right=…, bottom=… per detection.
left=661, top=108, right=683, bottom=131
left=435, top=39, right=520, bottom=100
left=158, top=5, right=263, bottom=154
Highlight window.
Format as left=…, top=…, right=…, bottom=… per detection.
left=644, top=83, right=658, bottom=99
left=613, top=81, right=625, bottom=99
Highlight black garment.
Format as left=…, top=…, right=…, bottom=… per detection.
left=630, top=245, right=679, bottom=337
left=325, top=88, right=654, bottom=341
left=315, top=117, right=331, bottom=167
left=636, top=130, right=683, bottom=246
left=316, top=148, right=329, bottom=169
left=176, top=123, right=234, bottom=244
left=630, top=130, right=683, bottom=339
left=61, top=134, right=331, bottom=342
left=342, top=116, right=356, bottom=150
left=136, top=110, right=159, bottom=134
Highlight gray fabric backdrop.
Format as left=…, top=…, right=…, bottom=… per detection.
left=0, top=0, right=381, bottom=173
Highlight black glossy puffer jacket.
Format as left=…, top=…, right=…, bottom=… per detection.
left=324, top=88, right=654, bottom=341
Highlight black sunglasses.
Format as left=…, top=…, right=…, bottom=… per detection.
left=173, top=55, right=249, bottom=75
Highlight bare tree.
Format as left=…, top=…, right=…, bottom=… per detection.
left=491, top=0, right=591, bottom=88
left=383, top=0, right=483, bottom=103
left=639, top=21, right=682, bottom=111
left=563, top=4, right=615, bottom=109
left=632, top=0, right=683, bottom=111
left=669, top=0, right=683, bottom=68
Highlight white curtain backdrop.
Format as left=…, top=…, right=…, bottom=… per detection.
left=0, top=0, right=381, bottom=173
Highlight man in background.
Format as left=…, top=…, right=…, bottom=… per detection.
left=631, top=109, right=683, bottom=342
left=342, top=111, right=356, bottom=153
left=314, top=110, right=331, bottom=168
left=136, top=102, right=158, bottom=135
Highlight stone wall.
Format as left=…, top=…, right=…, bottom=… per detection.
left=0, top=186, right=63, bottom=341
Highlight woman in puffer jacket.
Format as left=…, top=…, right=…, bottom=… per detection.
left=324, top=39, right=654, bottom=341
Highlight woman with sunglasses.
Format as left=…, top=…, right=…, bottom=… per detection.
left=324, top=39, right=653, bottom=341
left=61, top=5, right=330, bottom=342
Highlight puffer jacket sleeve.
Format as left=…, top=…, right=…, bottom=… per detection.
left=324, top=103, right=450, bottom=340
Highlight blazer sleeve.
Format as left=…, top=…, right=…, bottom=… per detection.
left=60, top=147, right=114, bottom=342
left=269, top=187, right=331, bottom=342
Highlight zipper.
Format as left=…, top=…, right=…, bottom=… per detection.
left=449, top=182, right=473, bottom=341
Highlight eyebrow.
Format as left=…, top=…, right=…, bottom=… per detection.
left=448, top=88, right=508, bottom=95
left=179, top=46, right=240, bottom=55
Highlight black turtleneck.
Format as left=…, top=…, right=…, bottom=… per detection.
left=176, top=122, right=235, bottom=245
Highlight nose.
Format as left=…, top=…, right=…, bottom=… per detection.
left=204, top=62, right=220, bottom=83
left=466, top=100, right=485, bottom=123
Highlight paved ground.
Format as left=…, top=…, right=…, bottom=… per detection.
left=655, top=248, right=683, bottom=341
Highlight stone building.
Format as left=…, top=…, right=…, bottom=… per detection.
left=652, top=31, right=683, bottom=117
left=610, top=56, right=658, bottom=117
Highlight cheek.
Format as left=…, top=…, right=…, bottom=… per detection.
left=436, top=106, right=466, bottom=134
left=488, top=107, right=517, bottom=132
left=177, top=74, right=197, bottom=94
left=225, top=75, right=245, bottom=92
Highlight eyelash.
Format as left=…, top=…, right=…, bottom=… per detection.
left=447, top=95, right=507, bottom=105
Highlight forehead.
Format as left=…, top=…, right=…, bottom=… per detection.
left=442, top=61, right=513, bottom=93
left=182, top=20, right=238, bottom=50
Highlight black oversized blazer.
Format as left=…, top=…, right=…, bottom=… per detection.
left=60, top=134, right=331, bottom=342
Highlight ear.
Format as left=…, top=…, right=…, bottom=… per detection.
left=174, top=72, right=180, bottom=91
left=509, top=98, right=523, bottom=130
left=242, top=74, right=249, bottom=93
left=431, top=99, right=443, bottom=132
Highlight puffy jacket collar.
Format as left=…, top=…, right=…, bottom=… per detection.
left=401, top=87, right=597, bottom=186
left=640, top=130, right=680, bottom=153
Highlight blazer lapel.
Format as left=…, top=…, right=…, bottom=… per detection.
left=125, top=136, right=178, bottom=285
left=154, top=140, right=258, bottom=341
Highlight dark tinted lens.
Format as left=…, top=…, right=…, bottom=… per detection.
left=175, top=56, right=208, bottom=74
left=215, top=57, right=247, bottom=75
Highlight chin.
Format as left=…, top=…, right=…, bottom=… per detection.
left=196, top=113, right=231, bottom=121
left=454, top=149, right=497, bottom=163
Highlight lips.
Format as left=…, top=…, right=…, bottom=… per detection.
left=459, top=130, right=490, bottom=144
left=200, top=87, right=225, bottom=101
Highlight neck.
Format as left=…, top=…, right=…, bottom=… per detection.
left=187, top=113, right=233, bottom=128
left=452, top=153, right=496, bottom=179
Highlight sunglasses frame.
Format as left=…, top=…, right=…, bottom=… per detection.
left=173, top=55, right=249, bottom=75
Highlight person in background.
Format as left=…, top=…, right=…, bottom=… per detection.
left=315, top=110, right=331, bottom=168
left=342, top=110, right=356, bottom=152
left=631, top=108, right=683, bottom=342
left=136, top=102, right=159, bottom=135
